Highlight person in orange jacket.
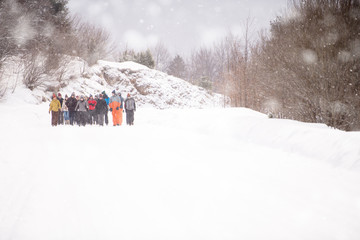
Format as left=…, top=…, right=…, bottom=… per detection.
left=109, top=90, right=121, bottom=126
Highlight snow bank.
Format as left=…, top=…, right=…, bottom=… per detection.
left=145, top=108, right=360, bottom=170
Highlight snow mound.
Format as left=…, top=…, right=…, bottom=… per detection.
left=1, top=57, right=225, bottom=109
left=91, top=60, right=223, bottom=108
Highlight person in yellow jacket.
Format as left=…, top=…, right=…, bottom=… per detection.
left=49, top=94, right=61, bottom=126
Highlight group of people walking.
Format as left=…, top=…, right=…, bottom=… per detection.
left=49, top=90, right=136, bottom=127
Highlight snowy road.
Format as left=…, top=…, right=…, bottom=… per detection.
left=1, top=103, right=360, bottom=240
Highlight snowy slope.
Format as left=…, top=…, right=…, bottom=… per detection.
left=0, top=98, right=360, bottom=240
left=0, top=57, right=224, bottom=108
left=90, top=60, right=224, bottom=108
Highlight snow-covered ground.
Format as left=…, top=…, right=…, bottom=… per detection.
left=1, top=94, right=360, bottom=240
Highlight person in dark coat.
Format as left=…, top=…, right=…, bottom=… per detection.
left=125, top=93, right=136, bottom=125
left=57, top=93, right=64, bottom=125
left=94, top=95, right=99, bottom=125
left=95, top=94, right=108, bottom=126
left=65, top=92, right=78, bottom=125
left=102, top=91, right=110, bottom=125
left=75, top=95, right=89, bottom=126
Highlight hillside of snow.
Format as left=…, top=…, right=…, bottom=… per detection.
left=0, top=94, right=360, bottom=239
left=0, top=57, right=224, bottom=108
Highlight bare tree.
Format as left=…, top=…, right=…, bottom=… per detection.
left=70, top=16, right=115, bottom=65
left=23, top=53, right=46, bottom=90
left=151, top=42, right=171, bottom=72
left=189, top=47, right=217, bottom=90
left=242, top=15, right=255, bottom=107
left=213, top=33, right=244, bottom=106
left=251, top=0, right=360, bottom=130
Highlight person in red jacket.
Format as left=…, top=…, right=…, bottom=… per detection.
left=88, top=95, right=97, bottom=125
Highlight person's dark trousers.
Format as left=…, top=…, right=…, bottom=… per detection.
left=87, top=111, right=93, bottom=124
left=77, top=112, right=86, bottom=126
left=105, top=110, right=109, bottom=125
left=98, top=113, right=105, bottom=126
left=58, top=110, right=64, bottom=124
left=75, top=111, right=79, bottom=125
left=126, top=110, right=130, bottom=125
left=126, top=110, right=134, bottom=125
left=77, top=112, right=81, bottom=126
left=75, top=111, right=80, bottom=125
left=95, top=113, right=99, bottom=125
left=89, top=110, right=96, bottom=125
left=51, top=111, right=59, bottom=126
left=69, top=111, right=76, bottom=125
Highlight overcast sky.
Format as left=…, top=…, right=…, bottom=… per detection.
left=68, top=0, right=289, bottom=54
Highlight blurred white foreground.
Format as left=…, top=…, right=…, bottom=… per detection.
left=0, top=99, right=360, bottom=240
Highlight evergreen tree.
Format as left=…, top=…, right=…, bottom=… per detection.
left=135, top=49, right=155, bottom=69
left=168, top=55, right=186, bottom=79
left=0, top=0, right=71, bottom=57
left=119, top=49, right=137, bottom=62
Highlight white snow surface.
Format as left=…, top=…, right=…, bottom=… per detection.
left=1, top=94, right=360, bottom=240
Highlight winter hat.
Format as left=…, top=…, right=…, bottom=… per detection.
left=65, top=94, right=68, bottom=98
left=71, top=92, right=75, bottom=97
left=52, top=93, right=56, bottom=98
left=58, top=93, right=62, bottom=97
left=112, top=90, right=116, bottom=94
